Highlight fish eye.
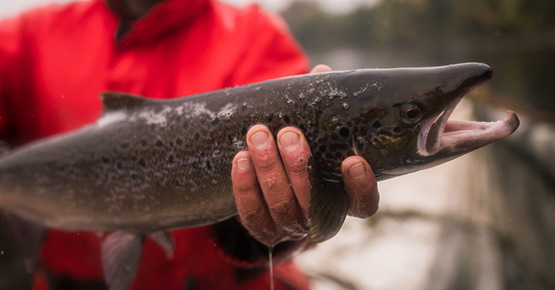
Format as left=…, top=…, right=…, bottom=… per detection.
left=401, top=103, right=422, bottom=124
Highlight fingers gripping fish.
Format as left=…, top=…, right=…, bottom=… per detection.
left=0, top=63, right=519, bottom=289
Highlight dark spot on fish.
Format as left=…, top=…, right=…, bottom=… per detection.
left=330, top=132, right=339, bottom=141
left=120, top=142, right=129, bottom=149
left=339, top=127, right=350, bottom=138
left=283, top=115, right=291, bottom=124
left=393, top=127, right=402, bottom=133
left=112, top=147, right=119, bottom=154
left=138, top=159, right=146, bottom=167
left=303, top=103, right=308, bottom=111
left=299, top=124, right=307, bottom=132
left=267, top=114, right=274, bottom=122
left=183, top=121, right=189, bottom=129
left=168, top=155, right=175, bottom=164
left=359, top=126, right=367, bottom=136
left=206, top=160, right=213, bottom=171
left=116, top=162, right=123, bottom=170
left=211, top=118, right=220, bottom=125
left=313, top=152, right=322, bottom=161
left=176, top=138, right=184, bottom=146
left=101, top=157, right=110, bottom=164
left=372, top=121, right=382, bottom=129
left=241, top=128, right=247, bottom=135
left=330, top=143, right=348, bottom=152
left=141, top=139, right=148, bottom=146
left=194, top=133, right=200, bottom=141
left=156, top=140, right=164, bottom=147
left=319, top=145, right=327, bottom=152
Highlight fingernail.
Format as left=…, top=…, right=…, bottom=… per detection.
left=348, top=163, right=366, bottom=180
left=250, top=131, right=269, bottom=149
left=280, top=131, right=300, bottom=152
left=237, top=158, right=251, bottom=171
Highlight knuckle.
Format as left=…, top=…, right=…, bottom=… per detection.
left=239, top=204, right=265, bottom=223
left=251, top=151, right=281, bottom=173
left=270, top=197, right=297, bottom=218
left=232, top=176, right=256, bottom=194
left=349, top=186, right=380, bottom=218
left=259, top=172, right=290, bottom=193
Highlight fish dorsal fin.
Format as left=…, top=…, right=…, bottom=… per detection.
left=99, top=92, right=152, bottom=113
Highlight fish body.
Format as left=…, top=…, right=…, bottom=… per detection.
left=0, top=63, right=519, bottom=289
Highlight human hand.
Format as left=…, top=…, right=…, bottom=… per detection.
left=231, top=65, right=380, bottom=246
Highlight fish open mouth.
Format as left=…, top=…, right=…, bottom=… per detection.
left=418, top=96, right=520, bottom=157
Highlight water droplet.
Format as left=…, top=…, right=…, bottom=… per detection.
left=343, top=102, right=350, bottom=110
left=1, top=250, right=4, bottom=255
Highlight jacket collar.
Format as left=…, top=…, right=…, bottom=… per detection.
left=103, top=0, right=210, bottom=44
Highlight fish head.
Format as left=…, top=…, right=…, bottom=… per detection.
left=341, top=63, right=519, bottom=180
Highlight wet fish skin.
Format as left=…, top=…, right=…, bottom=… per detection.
left=0, top=63, right=519, bottom=289
left=0, top=62, right=517, bottom=233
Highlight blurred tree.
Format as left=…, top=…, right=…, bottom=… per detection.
left=282, top=0, right=555, bottom=50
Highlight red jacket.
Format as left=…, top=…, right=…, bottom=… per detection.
left=0, top=0, right=310, bottom=289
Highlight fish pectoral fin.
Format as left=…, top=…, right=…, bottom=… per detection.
left=101, top=231, right=145, bottom=290
left=2, top=210, right=47, bottom=272
left=307, top=157, right=350, bottom=243
left=149, top=231, right=175, bottom=259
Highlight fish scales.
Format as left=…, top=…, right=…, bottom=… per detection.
left=0, top=63, right=519, bottom=237
left=0, top=70, right=357, bottom=232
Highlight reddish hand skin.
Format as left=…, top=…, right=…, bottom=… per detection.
left=231, top=65, right=380, bottom=246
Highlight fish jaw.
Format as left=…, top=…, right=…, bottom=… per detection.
left=414, top=62, right=519, bottom=158
left=419, top=109, right=519, bottom=157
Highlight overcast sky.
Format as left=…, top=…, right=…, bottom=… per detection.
left=0, top=0, right=378, bottom=18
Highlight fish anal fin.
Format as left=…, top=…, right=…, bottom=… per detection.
left=101, top=231, right=144, bottom=290
left=99, top=92, right=152, bottom=114
left=307, top=157, right=350, bottom=243
left=149, top=231, right=175, bottom=259
left=2, top=210, right=47, bottom=272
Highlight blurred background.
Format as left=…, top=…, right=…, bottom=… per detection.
left=1, top=0, right=554, bottom=289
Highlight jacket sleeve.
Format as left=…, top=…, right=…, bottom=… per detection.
left=211, top=5, right=314, bottom=266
